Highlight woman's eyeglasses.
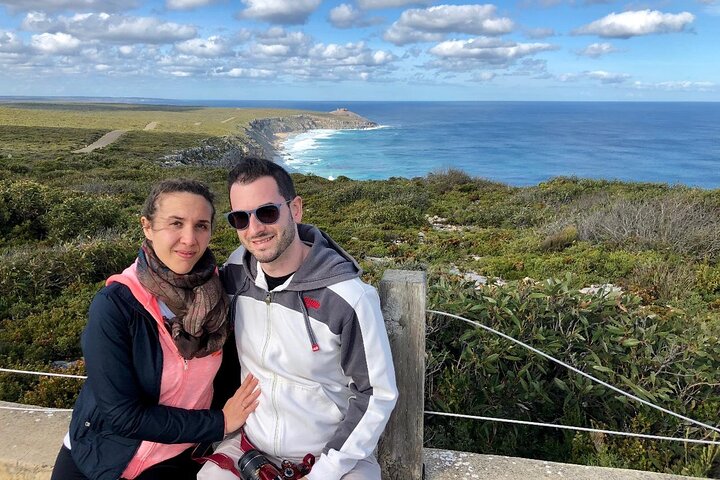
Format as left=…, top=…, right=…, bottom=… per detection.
left=225, top=200, right=292, bottom=230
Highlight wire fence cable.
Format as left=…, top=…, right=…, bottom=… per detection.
left=427, top=309, right=720, bottom=440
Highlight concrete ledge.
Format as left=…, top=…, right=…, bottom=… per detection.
left=0, top=402, right=70, bottom=480
left=424, top=449, right=703, bottom=480
left=0, top=402, right=705, bottom=480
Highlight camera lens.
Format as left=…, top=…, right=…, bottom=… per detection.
left=238, top=449, right=283, bottom=480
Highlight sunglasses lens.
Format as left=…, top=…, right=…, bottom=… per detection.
left=256, top=205, right=281, bottom=224
left=227, top=211, right=250, bottom=230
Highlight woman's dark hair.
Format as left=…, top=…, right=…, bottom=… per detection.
left=142, top=179, right=216, bottom=225
left=227, top=157, right=296, bottom=201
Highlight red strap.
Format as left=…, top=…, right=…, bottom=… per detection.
left=195, top=452, right=241, bottom=478
left=239, top=428, right=256, bottom=453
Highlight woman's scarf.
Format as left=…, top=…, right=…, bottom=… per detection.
left=136, top=239, right=229, bottom=359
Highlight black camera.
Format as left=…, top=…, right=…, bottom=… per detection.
left=238, top=449, right=314, bottom=480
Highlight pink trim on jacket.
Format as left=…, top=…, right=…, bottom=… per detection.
left=107, top=262, right=223, bottom=480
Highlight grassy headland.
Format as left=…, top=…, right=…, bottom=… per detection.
left=1, top=103, right=719, bottom=477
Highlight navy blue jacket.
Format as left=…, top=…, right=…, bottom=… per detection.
left=68, top=282, right=225, bottom=480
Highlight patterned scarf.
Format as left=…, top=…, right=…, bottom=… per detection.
left=136, top=239, right=229, bottom=359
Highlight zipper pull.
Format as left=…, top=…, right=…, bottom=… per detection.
left=265, top=292, right=272, bottom=305
left=183, top=358, right=188, bottom=370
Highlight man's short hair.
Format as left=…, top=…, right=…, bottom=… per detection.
left=227, top=157, right=297, bottom=201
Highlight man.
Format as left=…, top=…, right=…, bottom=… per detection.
left=199, top=158, right=398, bottom=480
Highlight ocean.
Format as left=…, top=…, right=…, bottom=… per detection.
left=271, top=101, right=720, bottom=188
left=9, top=98, right=718, bottom=188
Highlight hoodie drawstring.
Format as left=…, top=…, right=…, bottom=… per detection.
left=298, top=292, right=320, bottom=352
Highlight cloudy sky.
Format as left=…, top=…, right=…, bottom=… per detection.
left=0, top=0, right=718, bottom=101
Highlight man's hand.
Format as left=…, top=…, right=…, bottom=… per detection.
left=222, top=373, right=260, bottom=434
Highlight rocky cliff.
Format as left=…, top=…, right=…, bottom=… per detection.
left=160, top=109, right=376, bottom=167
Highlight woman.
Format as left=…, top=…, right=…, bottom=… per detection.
left=51, top=179, right=259, bottom=480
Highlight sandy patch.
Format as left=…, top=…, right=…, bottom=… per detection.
left=73, top=130, right=126, bottom=153
left=143, top=121, right=158, bottom=131
left=194, top=122, right=202, bottom=126
left=221, top=116, right=236, bottom=124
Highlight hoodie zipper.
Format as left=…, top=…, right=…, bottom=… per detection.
left=261, top=291, right=282, bottom=457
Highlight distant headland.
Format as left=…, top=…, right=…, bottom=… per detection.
left=160, top=108, right=377, bottom=167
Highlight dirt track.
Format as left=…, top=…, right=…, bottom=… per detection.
left=73, top=130, right=126, bottom=153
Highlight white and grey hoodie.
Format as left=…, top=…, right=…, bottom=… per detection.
left=221, top=224, right=398, bottom=480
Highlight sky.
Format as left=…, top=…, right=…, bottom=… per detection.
left=0, top=0, right=718, bottom=101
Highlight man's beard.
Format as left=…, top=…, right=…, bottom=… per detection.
left=246, top=218, right=296, bottom=265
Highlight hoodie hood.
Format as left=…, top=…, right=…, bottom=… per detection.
left=226, top=223, right=360, bottom=291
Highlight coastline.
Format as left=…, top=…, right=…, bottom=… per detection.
left=245, top=108, right=378, bottom=163
left=157, top=108, right=377, bottom=167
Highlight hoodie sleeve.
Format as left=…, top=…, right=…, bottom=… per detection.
left=81, top=287, right=226, bottom=443
left=306, top=285, right=398, bottom=480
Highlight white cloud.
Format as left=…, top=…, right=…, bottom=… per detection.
left=578, top=42, right=618, bottom=58
left=92, top=15, right=197, bottom=43
left=251, top=43, right=291, bottom=56
left=232, top=28, right=398, bottom=82
left=31, top=32, right=81, bottom=54
left=0, top=0, right=134, bottom=13
left=574, top=10, right=695, bottom=38
left=384, top=27, right=444, bottom=45
left=239, top=0, right=322, bottom=25
left=118, top=45, right=134, bottom=56
left=328, top=4, right=384, bottom=29
left=0, top=31, right=25, bottom=53
left=329, top=4, right=362, bottom=29
left=175, top=36, right=231, bottom=57
left=309, top=41, right=396, bottom=66
left=558, top=70, right=630, bottom=84
left=166, top=0, right=215, bottom=10
left=472, top=71, right=496, bottom=81
left=586, top=70, right=630, bottom=83
left=215, top=67, right=276, bottom=78
left=430, top=37, right=555, bottom=62
left=27, top=13, right=198, bottom=44
left=632, top=80, right=716, bottom=91
left=384, top=5, right=514, bottom=45
left=255, top=27, right=312, bottom=51
left=358, top=0, right=433, bottom=8
left=21, top=11, right=55, bottom=31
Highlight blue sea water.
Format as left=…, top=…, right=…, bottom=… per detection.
left=272, top=102, right=720, bottom=188
left=7, top=97, right=717, bottom=188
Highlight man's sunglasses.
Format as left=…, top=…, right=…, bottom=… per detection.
left=225, top=200, right=292, bottom=230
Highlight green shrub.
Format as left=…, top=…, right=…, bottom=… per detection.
left=0, top=235, right=136, bottom=316
left=541, top=225, right=578, bottom=252
left=0, top=180, right=59, bottom=241
left=45, top=195, right=124, bottom=241
left=0, top=283, right=95, bottom=364
left=627, top=259, right=697, bottom=304
left=425, top=275, right=720, bottom=475
left=425, top=168, right=476, bottom=193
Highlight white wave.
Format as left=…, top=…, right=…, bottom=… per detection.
left=283, top=129, right=339, bottom=154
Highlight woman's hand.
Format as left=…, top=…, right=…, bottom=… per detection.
left=222, top=373, right=260, bottom=434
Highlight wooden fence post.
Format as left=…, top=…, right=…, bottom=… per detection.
left=377, top=269, right=427, bottom=480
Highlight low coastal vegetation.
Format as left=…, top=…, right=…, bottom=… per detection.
left=1, top=104, right=719, bottom=477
